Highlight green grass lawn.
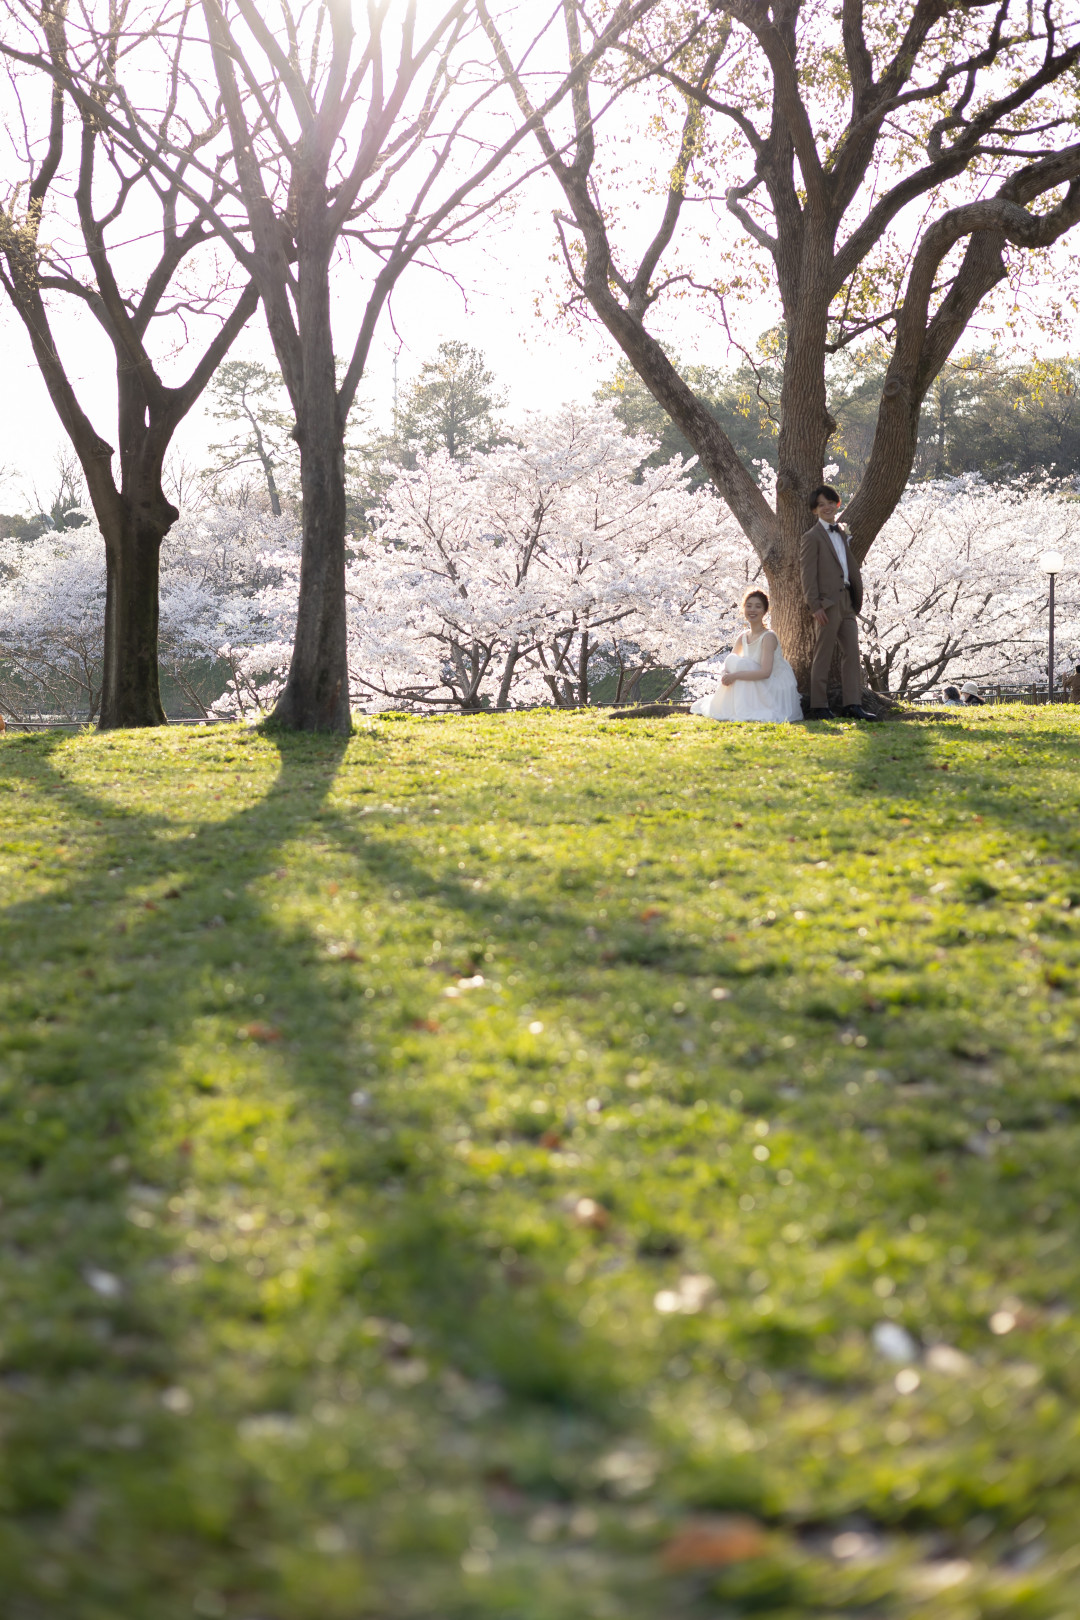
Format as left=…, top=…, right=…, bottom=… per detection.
left=2, top=708, right=1080, bottom=1619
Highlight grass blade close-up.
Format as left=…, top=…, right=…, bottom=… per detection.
left=1, top=709, right=1079, bottom=1619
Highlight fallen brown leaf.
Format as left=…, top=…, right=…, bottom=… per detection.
left=661, top=1515, right=768, bottom=1573
left=484, top=1470, right=529, bottom=1514
left=238, top=1022, right=282, bottom=1043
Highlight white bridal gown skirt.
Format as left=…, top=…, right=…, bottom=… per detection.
left=691, top=652, right=803, bottom=724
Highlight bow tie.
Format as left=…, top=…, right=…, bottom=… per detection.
left=828, top=524, right=843, bottom=534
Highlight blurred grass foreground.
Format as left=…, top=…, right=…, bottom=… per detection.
left=2, top=709, right=1080, bottom=1619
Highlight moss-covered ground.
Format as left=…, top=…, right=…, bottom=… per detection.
left=2, top=709, right=1080, bottom=1619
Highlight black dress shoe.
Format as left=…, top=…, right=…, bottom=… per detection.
left=841, top=704, right=880, bottom=721
left=805, top=707, right=835, bottom=720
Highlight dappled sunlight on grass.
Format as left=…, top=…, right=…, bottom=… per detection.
left=2, top=709, right=1080, bottom=1617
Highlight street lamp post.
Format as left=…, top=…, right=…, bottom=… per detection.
left=1039, top=551, right=1064, bottom=702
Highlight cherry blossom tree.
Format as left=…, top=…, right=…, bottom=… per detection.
left=0, top=500, right=301, bottom=722
left=346, top=403, right=752, bottom=711
left=158, top=503, right=302, bottom=717
left=0, top=523, right=106, bottom=721
left=4, top=448, right=1077, bottom=724
left=860, top=476, right=1080, bottom=697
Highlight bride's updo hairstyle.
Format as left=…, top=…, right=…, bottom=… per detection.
left=741, top=587, right=769, bottom=615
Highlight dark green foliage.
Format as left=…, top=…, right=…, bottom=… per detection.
left=205, top=359, right=297, bottom=514
left=597, top=355, right=779, bottom=485
left=396, top=340, right=507, bottom=462
left=831, top=347, right=1080, bottom=484
left=600, top=342, right=1080, bottom=487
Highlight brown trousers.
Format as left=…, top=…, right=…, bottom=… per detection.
left=810, top=588, right=862, bottom=710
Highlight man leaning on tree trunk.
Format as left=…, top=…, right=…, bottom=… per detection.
left=800, top=485, right=878, bottom=722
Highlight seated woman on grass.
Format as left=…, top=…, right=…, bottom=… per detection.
left=691, top=588, right=803, bottom=724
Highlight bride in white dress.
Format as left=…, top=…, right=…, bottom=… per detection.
left=691, top=587, right=803, bottom=724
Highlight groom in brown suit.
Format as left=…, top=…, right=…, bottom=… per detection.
left=800, top=485, right=878, bottom=721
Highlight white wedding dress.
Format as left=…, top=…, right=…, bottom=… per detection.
left=691, top=630, right=803, bottom=724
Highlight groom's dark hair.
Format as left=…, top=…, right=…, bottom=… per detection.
left=810, top=485, right=840, bottom=509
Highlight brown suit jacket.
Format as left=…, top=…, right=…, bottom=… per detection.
left=801, top=519, right=863, bottom=616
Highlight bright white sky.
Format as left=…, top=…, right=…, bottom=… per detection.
left=0, top=174, right=725, bottom=511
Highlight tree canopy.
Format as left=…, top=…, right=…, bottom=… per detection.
left=396, top=341, right=507, bottom=462
left=206, top=363, right=297, bottom=518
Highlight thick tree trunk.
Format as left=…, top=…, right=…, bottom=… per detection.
left=765, top=545, right=814, bottom=693
left=270, top=224, right=351, bottom=734
left=271, top=425, right=350, bottom=732
left=768, top=492, right=818, bottom=692
left=770, top=250, right=838, bottom=691
left=99, top=510, right=170, bottom=728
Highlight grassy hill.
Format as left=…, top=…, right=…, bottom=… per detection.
left=2, top=709, right=1079, bottom=1619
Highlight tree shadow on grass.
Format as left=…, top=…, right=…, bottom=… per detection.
left=0, top=730, right=664, bottom=1619
left=0, top=729, right=395, bottom=1616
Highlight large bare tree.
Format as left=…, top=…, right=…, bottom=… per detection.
left=484, top=0, right=1080, bottom=677
left=0, top=3, right=258, bottom=727
left=200, top=0, right=666, bottom=731
left=17, top=0, right=654, bottom=731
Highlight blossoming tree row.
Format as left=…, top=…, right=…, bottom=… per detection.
left=2, top=406, right=1077, bottom=722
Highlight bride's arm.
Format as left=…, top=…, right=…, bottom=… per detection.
left=720, top=633, right=744, bottom=684
left=731, top=633, right=778, bottom=681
